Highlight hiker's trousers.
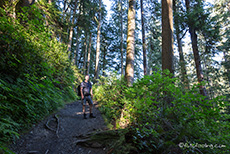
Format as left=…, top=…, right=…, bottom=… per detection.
left=82, top=95, right=93, bottom=106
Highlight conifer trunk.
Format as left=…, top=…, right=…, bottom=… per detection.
left=87, top=33, right=92, bottom=75
left=74, top=27, right=80, bottom=66
left=94, top=0, right=102, bottom=81
left=125, top=0, right=136, bottom=86
left=185, top=0, right=207, bottom=96
left=176, top=31, right=189, bottom=89
left=59, top=0, right=67, bottom=43
left=161, top=0, right=174, bottom=74
left=119, top=0, right=124, bottom=76
left=102, top=44, right=107, bottom=76
left=83, top=33, right=88, bottom=75
left=140, top=0, right=147, bottom=75
left=173, top=0, right=189, bottom=89
left=223, top=51, right=230, bottom=86
left=67, top=0, right=77, bottom=57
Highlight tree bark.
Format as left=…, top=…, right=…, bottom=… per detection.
left=185, top=0, right=207, bottom=96
left=161, top=0, right=174, bottom=75
left=59, top=0, right=67, bottom=43
left=223, top=51, right=230, bottom=86
left=119, top=0, right=124, bottom=77
left=87, top=33, right=92, bottom=75
left=173, top=0, right=189, bottom=89
left=176, top=30, right=190, bottom=89
left=78, top=38, right=84, bottom=68
left=67, top=0, right=77, bottom=57
left=140, top=0, right=147, bottom=76
left=102, top=43, right=107, bottom=76
left=94, top=0, right=102, bottom=81
left=125, top=0, right=136, bottom=86
left=74, top=27, right=80, bottom=66
left=83, top=33, right=88, bottom=75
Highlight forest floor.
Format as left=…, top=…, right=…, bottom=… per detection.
left=9, top=101, right=108, bottom=154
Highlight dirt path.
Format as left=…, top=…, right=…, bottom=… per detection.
left=9, top=101, right=108, bottom=154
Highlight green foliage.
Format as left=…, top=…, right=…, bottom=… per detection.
left=0, top=4, right=78, bottom=150
left=94, top=73, right=127, bottom=126
left=95, top=71, right=230, bottom=154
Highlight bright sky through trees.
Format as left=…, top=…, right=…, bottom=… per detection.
left=102, top=0, right=222, bottom=68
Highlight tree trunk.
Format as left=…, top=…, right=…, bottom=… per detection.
left=185, top=0, right=207, bottom=96
left=119, top=0, right=124, bottom=77
left=140, top=0, right=147, bottom=76
left=203, top=56, right=214, bottom=99
left=67, top=0, right=77, bottom=57
left=173, top=0, right=189, bottom=89
left=102, top=44, right=107, bottom=76
left=94, top=0, right=102, bottom=81
left=87, top=33, right=92, bottom=75
left=78, top=38, right=84, bottom=69
left=223, top=51, right=230, bottom=86
left=83, top=33, right=88, bottom=75
left=59, top=0, right=67, bottom=42
left=74, top=26, right=80, bottom=66
left=161, top=0, right=174, bottom=75
left=125, top=0, right=136, bottom=86
left=176, top=30, right=190, bottom=89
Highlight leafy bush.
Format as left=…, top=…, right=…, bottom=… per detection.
left=94, top=71, right=230, bottom=154
left=0, top=4, right=78, bottom=150
left=94, top=73, right=128, bottom=128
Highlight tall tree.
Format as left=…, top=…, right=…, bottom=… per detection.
left=185, top=0, right=207, bottom=96
left=125, top=0, right=136, bottom=86
left=59, top=0, right=67, bottom=43
left=145, top=1, right=162, bottom=75
left=87, top=33, right=92, bottom=75
left=67, top=0, right=77, bottom=58
left=119, top=0, right=124, bottom=76
left=173, top=0, right=189, bottom=89
left=161, top=0, right=174, bottom=74
left=94, top=0, right=102, bottom=81
left=83, top=33, right=88, bottom=75
left=102, top=40, right=107, bottom=76
left=74, top=27, right=80, bottom=66
left=140, top=0, right=147, bottom=75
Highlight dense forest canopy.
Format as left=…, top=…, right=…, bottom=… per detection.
left=0, top=0, right=229, bottom=153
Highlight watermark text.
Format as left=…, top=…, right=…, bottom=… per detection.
left=178, top=142, right=226, bottom=149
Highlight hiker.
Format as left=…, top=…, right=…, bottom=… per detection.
left=80, top=75, right=96, bottom=119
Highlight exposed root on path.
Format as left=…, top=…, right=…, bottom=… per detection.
left=45, top=114, right=60, bottom=138
left=45, top=149, right=49, bottom=154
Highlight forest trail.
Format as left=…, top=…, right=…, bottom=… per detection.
left=9, top=101, right=108, bottom=154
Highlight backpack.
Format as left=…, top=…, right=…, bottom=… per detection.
left=77, top=85, right=81, bottom=96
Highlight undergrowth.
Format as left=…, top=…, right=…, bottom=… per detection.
left=94, top=71, right=230, bottom=154
left=0, top=4, right=78, bottom=153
